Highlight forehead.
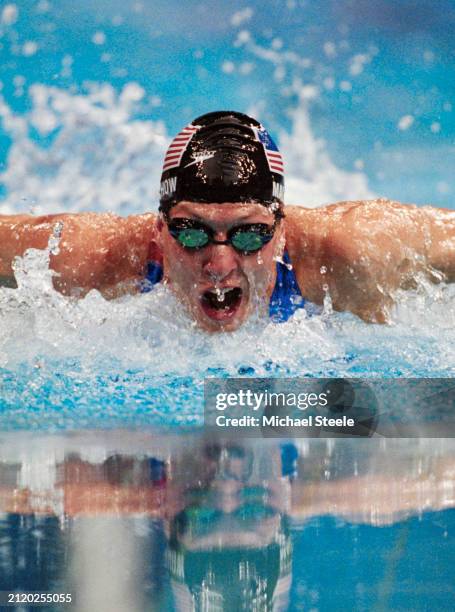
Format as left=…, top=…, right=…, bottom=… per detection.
left=169, top=201, right=275, bottom=223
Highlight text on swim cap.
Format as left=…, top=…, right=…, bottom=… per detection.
left=160, top=177, right=177, bottom=197
left=273, top=181, right=284, bottom=200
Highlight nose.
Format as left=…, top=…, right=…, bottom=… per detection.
left=202, top=244, right=239, bottom=283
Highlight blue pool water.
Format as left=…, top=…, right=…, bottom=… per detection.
left=291, top=511, right=455, bottom=611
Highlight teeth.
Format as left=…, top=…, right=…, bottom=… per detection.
left=208, top=288, right=232, bottom=302
left=202, top=287, right=242, bottom=312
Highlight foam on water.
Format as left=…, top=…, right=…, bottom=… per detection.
left=1, top=231, right=338, bottom=376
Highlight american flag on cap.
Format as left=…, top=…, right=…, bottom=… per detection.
left=162, top=124, right=200, bottom=172
left=253, top=126, right=284, bottom=176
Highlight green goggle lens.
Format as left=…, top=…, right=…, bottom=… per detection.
left=168, top=219, right=276, bottom=254
left=177, top=228, right=210, bottom=248
left=231, top=231, right=265, bottom=252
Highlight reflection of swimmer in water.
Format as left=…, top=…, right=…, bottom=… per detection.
left=2, top=442, right=453, bottom=523
left=166, top=443, right=293, bottom=611
left=1, top=111, right=455, bottom=330
left=2, top=439, right=455, bottom=608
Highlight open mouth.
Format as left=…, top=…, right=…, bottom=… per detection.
left=200, top=287, right=243, bottom=320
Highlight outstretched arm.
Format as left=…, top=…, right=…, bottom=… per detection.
left=0, top=212, right=157, bottom=296
left=290, top=455, right=455, bottom=524
left=285, top=199, right=455, bottom=322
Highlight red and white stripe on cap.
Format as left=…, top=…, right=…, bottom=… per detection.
left=252, top=126, right=284, bottom=176
left=264, top=150, right=284, bottom=175
left=162, top=124, right=200, bottom=172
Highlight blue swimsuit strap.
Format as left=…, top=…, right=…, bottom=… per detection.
left=141, top=250, right=304, bottom=322
left=269, top=251, right=305, bottom=322
left=143, top=260, right=164, bottom=287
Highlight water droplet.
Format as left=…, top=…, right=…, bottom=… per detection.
left=322, top=284, right=333, bottom=316
left=49, top=221, right=64, bottom=256
left=320, top=266, right=327, bottom=274
left=291, top=295, right=303, bottom=305
left=273, top=255, right=292, bottom=270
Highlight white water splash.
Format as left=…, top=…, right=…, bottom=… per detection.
left=0, top=82, right=373, bottom=216
left=0, top=83, right=168, bottom=215
left=0, top=234, right=340, bottom=375
left=280, top=104, right=374, bottom=206
left=1, top=235, right=455, bottom=380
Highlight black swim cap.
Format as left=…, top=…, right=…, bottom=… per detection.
left=158, top=111, right=285, bottom=215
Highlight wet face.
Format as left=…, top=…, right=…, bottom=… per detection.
left=157, top=201, right=285, bottom=332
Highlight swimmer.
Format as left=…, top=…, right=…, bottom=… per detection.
left=1, top=110, right=455, bottom=331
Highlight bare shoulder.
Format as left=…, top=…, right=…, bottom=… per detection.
left=28, top=211, right=158, bottom=295
left=79, top=211, right=157, bottom=253
left=52, top=211, right=154, bottom=268
left=283, top=199, right=437, bottom=322
left=284, top=198, right=423, bottom=232
left=283, top=199, right=399, bottom=264
left=55, top=212, right=158, bottom=294
left=285, top=197, right=453, bottom=255
left=55, top=211, right=156, bottom=238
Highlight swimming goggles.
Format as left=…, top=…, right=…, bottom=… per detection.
left=166, top=218, right=278, bottom=254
